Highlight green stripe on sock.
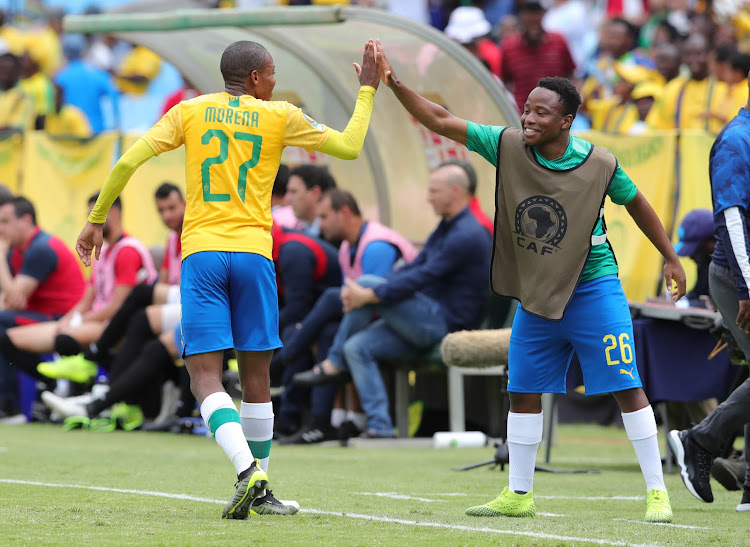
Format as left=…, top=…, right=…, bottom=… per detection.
left=247, top=439, right=272, bottom=459
left=207, top=408, right=241, bottom=437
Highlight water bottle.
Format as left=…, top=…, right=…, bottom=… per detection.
left=432, top=431, right=488, bottom=449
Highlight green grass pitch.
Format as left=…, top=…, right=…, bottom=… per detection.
left=0, top=423, right=746, bottom=546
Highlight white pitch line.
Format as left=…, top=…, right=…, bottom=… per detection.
left=612, top=518, right=707, bottom=530
left=360, top=492, right=644, bottom=502
left=0, top=479, right=660, bottom=547
left=358, top=492, right=446, bottom=502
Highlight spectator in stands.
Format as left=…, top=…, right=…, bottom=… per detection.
left=668, top=85, right=750, bottom=512
left=652, top=42, right=682, bottom=85
left=18, top=47, right=54, bottom=129
left=272, top=223, right=342, bottom=436
left=45, top=183, right=185, bottom=384
left=0, top=193, right=157, bottom=386
left=293, top=163, right=492, bottom=440
left=0, top=193, right=85, bottom=417
left=0, top=52, right=33, bottom=132
left=501, top=0, right=576, bottom=113
left=542, top=0, right=597, bottom=76
left=55, top=34, right=120, bottom=135
left=630, top=81, right=662, bottom=132
left=585, top=63, right=655, bottom=134
left=581, top=18, right=653, bottom=104
left=443, top=6, right=503, bottom=78
left=43, top=83, right=93, bottom=139
left=279, top=188, right=418, bottom=443
left=723, top=51, right=750, bottom=122
left=0, top=10, right=24, bottom=57
left=647, top=33, right=729, bottom=134
left=284, top=164, right=337, bottom=238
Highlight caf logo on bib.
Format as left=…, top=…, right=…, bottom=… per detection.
left=514, top=195, right=567, bottom=248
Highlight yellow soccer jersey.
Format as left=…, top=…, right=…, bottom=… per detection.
left=141, top=92, right=331, bottom=260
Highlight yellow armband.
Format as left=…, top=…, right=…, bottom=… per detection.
left=88, top=139, right=155, bottom=224
left=318, top=86, right=376, bottom=160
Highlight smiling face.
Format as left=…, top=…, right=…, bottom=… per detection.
left=520, top=87, right=572, bottom=147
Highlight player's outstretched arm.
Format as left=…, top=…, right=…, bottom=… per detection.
left=77, top=139, right=155, bottom=265
left=625, top=190, right=687, bottom=301
left=318, top=40, right=381, bottom=160
left=376, top=39, right=467, bottom=146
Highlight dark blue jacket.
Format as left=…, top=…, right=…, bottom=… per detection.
left=373, top=207, right=492, bottom=332
left=273, top=228, right=342, bottom=333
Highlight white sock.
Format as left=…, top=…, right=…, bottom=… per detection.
left=346, top=410, right=367, bottom=431
left=331, top=408, right=346, bottom=428
left=507, top=411, right=543, bottom=493
left=200, top=392, right=254, bottom=476
left=240, top=402, right=274, bottom=473
left=622, top=405, right=666, bottom=491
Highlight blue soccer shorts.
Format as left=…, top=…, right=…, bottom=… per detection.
left=180, top=251, right=282, bottom=357
left=508, top=274, right=642, bottom=395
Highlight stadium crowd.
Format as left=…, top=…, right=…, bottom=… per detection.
left=0, top=0, right=748, bottom=500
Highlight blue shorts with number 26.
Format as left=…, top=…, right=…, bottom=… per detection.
left=180, top=251, right=282, bottom=357
left=508, top=274, right=642, bottom=395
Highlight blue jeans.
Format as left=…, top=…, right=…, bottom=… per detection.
left=327, top=275, right=448, bottom=436
left=277, top=288, right=342, bottom=428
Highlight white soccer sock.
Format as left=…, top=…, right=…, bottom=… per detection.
left=200, top=392, right=254, bottom=476
left=345, top=410, right=367, bottom=432
left=240, top=402, right=274, bottom=473
left=330, top=408, right=347, bottom=429
left=622, top=405, right=666, bottom=491
left=507, top=411, right=543, bottom=493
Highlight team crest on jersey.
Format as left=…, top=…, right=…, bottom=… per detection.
left=303, top=113, right=326, bottom=132
left=513, top=195, right=567, bottom=255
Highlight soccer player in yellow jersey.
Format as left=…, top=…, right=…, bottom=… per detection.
left=76, top=39, right=382, bottom=519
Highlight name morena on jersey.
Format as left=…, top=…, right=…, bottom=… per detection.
left=205, top=105, right=260, bottom=128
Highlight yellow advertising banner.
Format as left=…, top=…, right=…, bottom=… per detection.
left=577, top=130, right=677, bottom=301
left=0, top=133, right=23, bottom=193
left=22, top=131, right=118, bottom=251
left=675, top=130, right=716, bottom=289
left=121, top=134, right=186, bottom=251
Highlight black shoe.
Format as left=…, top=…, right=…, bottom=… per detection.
left=292, top=364, right=351, bottom=387
left=668, top=429, right=714, bottom=502
left=711, top=457, right=744, bottom=491
left=337, top=420, right=363, bottom=443
left=250, top=489, right=299, bottom=515
left=277, top=425, right=336, bottom=445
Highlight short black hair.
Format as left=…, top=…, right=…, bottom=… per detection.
left=220, top=41, right=270, bottom=83
left=537, top=77, right=581, bottom=118
left=715, top=44, right=737, bottom=64
left=609, top=17, right=639, bottom=49
left=730, top=52, right=750, bottom=78
left=154, top=182, right=183, bottom=200
left=289, top=164, right=337, bottom=193
left=325, top=188, right=361, bottom=216
left=11, top=196, right=36, bottom=225
left=273, top=164, right=290, bottom=198
left=89, top=192, right=121, bottom=211
left=439, top=159, right=478, bottom=195
left=0, top=184, right=13, bottom=207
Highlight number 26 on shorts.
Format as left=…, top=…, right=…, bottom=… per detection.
left=602, top=333, right=633, bottom=366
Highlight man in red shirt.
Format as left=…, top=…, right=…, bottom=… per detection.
left=501, top=1, right=576, bottom=113
left=0, top=194, right=156, bottom=386
left=0, top=196, right=86, bottom=415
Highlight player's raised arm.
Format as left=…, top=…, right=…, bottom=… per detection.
left=76, top=139, right=155, bottom=266
left=317, top=40, right=381, bottom=160
left=376, top=39, right=468, bottom=146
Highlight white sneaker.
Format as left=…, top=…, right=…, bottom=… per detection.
left=41, top=391, right=89, bottom=418
left=0, top=413, right=28, bottom=425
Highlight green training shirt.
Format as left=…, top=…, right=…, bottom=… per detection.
left=466, top=121, right=638, bottom=283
